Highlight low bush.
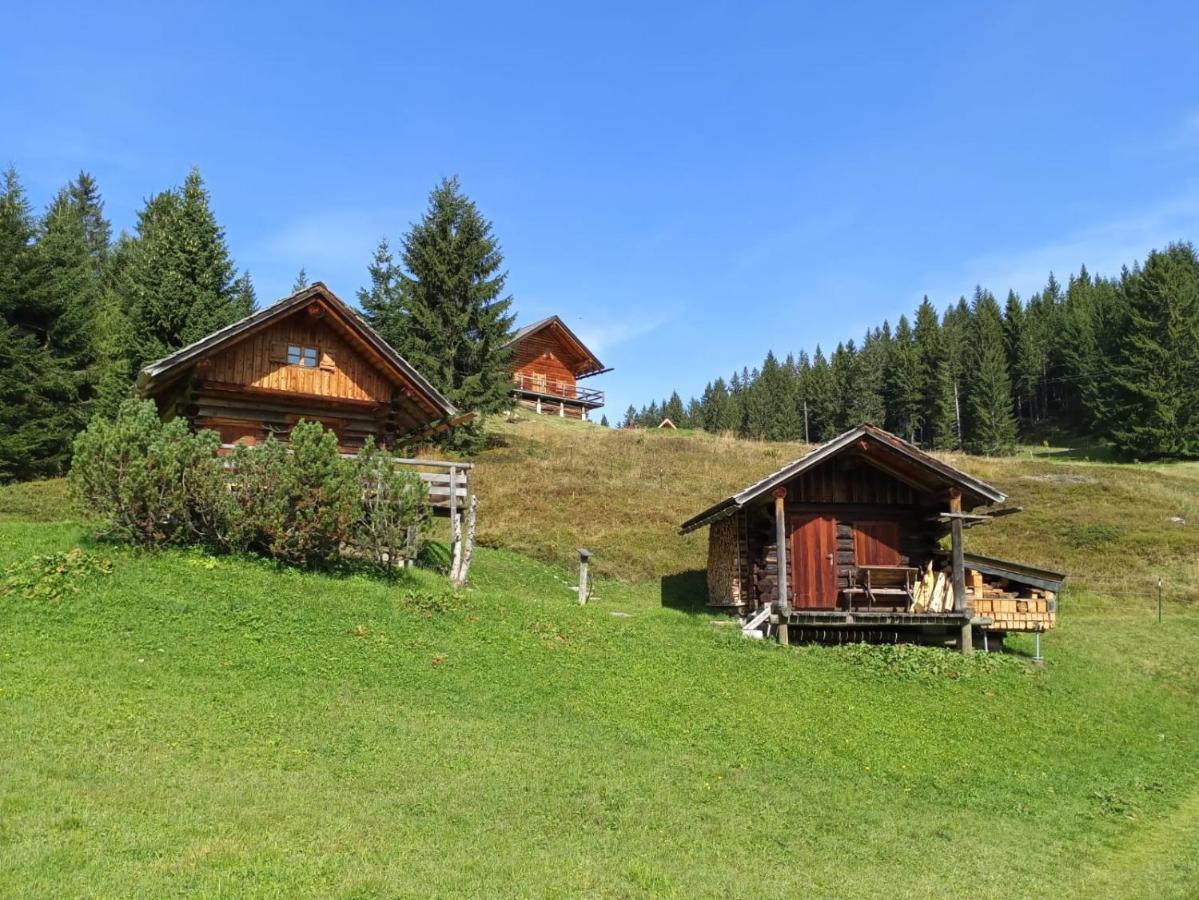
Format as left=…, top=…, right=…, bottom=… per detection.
left=69, top=401, right=428, bottom=573
left=69, top=399, right=228, bottom=546
left=355, top=440, right=429, bottom=575
left=228, top=422, right=361, bottom=568
left=1, top=548, right=113, bottom=602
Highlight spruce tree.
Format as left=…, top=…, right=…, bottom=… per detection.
left=124, top=168, right=255, bottom=371
left=848, top=329, right=886, bottom=426
left=293, top=267, right=309, bottom=292
left=1002, top=290, right=1029, bottom=427
left=886, top=315, right=924, bottom=442
left=663, top=390, right=686, bottom=426
left=964, top=287, right=1018, bottom=454
left=599, top=413, right=609, bottom=427
left=92, top=235, right=138, bottom=419
left=67, top=171, right=110, bottom=270
left=806, top=346, right=838, bottom=441
left=830, top=342, right=858, bottom=432
left=931, top=300, right=970, bottom=449
left=1109, top=243, right=1199, bottom=458
left=365, top=178, right=514, bottom=448
left=624, top=404, right=636, bottom=427
left=709, top=377, right=736, bottom=432
left=912, top=297, right=942, bottom=445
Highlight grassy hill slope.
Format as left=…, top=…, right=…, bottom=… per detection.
left=474, top=416, right=1199, bottom=606
left=1, top=422, right=1197, bottom=896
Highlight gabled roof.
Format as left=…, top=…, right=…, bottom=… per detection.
left=504, top=315, right=606, bottom=377
left=679, top=424, right=1007, bottom=534
left=136, top=282, right=459, bottom=422
left=962, top=553, right=1065, bottom=593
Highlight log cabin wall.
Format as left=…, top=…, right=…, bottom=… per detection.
left=745, top=453, right=947, bottom=609
left=170, top=318, right=405, bottom=453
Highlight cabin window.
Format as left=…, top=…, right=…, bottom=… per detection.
left=287, top=344, right=319, bottom=367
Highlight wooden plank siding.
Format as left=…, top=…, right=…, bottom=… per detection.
left=203, top=317, right=392, bottom=403
left=742, top=452, right=948, bottom=611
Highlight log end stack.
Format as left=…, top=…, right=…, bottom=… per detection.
left=967, top=569, right=1056, bottom=631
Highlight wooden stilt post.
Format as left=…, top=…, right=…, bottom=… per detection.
left=949, top=487, right=971, bottom=655
left=577, top=548, right=591, bottom=604
left=774, top=487, right=789, bottom=613
left=448, top=465, right=462, bottom=581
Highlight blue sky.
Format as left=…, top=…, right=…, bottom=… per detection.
left=4, top=1, right=1198, bottom=416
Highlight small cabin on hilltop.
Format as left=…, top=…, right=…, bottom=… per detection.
left=505, top=316, right=608, bottom=419
left=137, top=283, right=467, bottom=453
left=680, top=424, right=1063, bottom=654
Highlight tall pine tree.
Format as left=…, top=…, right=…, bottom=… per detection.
left=964, top=288, right=1018, bottom=454
left=364, top=177, right=515, bottom=448
left=1109, top=243, right=1199, bottom=458
left=123, top=168, right=255, bottom=372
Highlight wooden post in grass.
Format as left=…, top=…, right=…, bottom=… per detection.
left=452, top=495, right=478, bottom=588
left=949, top=487, right=971, bottom=655
left=448, top=465, right=463, bottom=582
left=774, top=487, right=789, bottom=613
left=577, top=548, right=592, bottom=604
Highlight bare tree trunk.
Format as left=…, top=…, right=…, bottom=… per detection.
left=452, top=496, right=478, bottom=588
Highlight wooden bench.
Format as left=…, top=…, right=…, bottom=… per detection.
left=844, top=565, right=918, bottom=611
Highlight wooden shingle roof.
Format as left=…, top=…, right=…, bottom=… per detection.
left=136, top=283, right=461, bottom=424
left=679, top=424, right=1007, bottom=534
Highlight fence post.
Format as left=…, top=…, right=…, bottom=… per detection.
left=577, top=548, right=592, bottom=604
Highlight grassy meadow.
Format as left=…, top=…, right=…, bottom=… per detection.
left=1, top=421, right=1198, bottom=897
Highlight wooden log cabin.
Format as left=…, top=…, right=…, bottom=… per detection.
left=504, top=316, right=609, bottom=419
left=136, top=283, right=468, bottom=453
left=681, top=424, right=1063, bottom=654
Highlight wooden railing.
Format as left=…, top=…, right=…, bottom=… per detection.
left=512, top=373, right=604, bottom=406
left=219, top=444, right=472, bottom=512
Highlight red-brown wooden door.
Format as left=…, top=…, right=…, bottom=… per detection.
left=790, top=515, right=839, bottom=608
left=853, top=521, right=902, bottom=566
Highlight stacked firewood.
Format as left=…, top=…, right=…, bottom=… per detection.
left=968, top=569, right=1056, bottom=632
left=911, top=561, right=952, bottom=613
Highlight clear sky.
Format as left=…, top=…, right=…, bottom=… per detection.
left=4, top=1, right=1198, bottom=417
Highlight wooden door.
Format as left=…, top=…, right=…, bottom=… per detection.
left=853, top=520, right=902, bottom=566
left=790, top=515, right=839, bottom=608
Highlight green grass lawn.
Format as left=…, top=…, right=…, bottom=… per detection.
left=2, top=519, right=1198, bottom=897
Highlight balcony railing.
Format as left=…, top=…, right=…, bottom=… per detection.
left=512, top=373, right=604, bottom=407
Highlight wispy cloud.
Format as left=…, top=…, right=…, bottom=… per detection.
left=258, top=208, right=411, bottom=270
left=572, top=307, right=679, bottom=357
left=1160, top=109, right=1199, bottom=152
left=735, top=206, right=860, bottom=268
left=918, top=181, right=1199, bottom=302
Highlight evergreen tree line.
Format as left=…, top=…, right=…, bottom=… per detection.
left=1, top=167, right=515, bottom=480
left=629, top=242, right=1199, bottom=459
left=0, top=165, right=254, bottom=481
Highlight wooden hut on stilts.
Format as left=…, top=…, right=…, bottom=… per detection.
left=680, top=425, right=1064, bottom=655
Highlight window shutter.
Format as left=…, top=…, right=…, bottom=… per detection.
left=319, top=351, right=336, bottom=372
left=269, top=342, right=288, bottom=363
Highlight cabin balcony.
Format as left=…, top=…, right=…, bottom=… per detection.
left=511, top=373, right=604, bottom=409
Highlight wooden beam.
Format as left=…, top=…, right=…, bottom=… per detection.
left=949, top=488, right=966, bottom=617
left=774, top=487, right=789, bottom=612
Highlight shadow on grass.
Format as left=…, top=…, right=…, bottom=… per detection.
left=659, top=569, right=709, bottom=614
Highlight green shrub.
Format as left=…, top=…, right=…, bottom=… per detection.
left=354, top=440, right=429, bottom=574
left=70, top=404, right=431, bottom=574
left=69, top=400, right=227, bottom=546
left=228, top=421, right=361, bottom=568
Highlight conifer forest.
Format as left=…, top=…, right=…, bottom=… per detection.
left=630, top=245, right=1199, bottom=459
